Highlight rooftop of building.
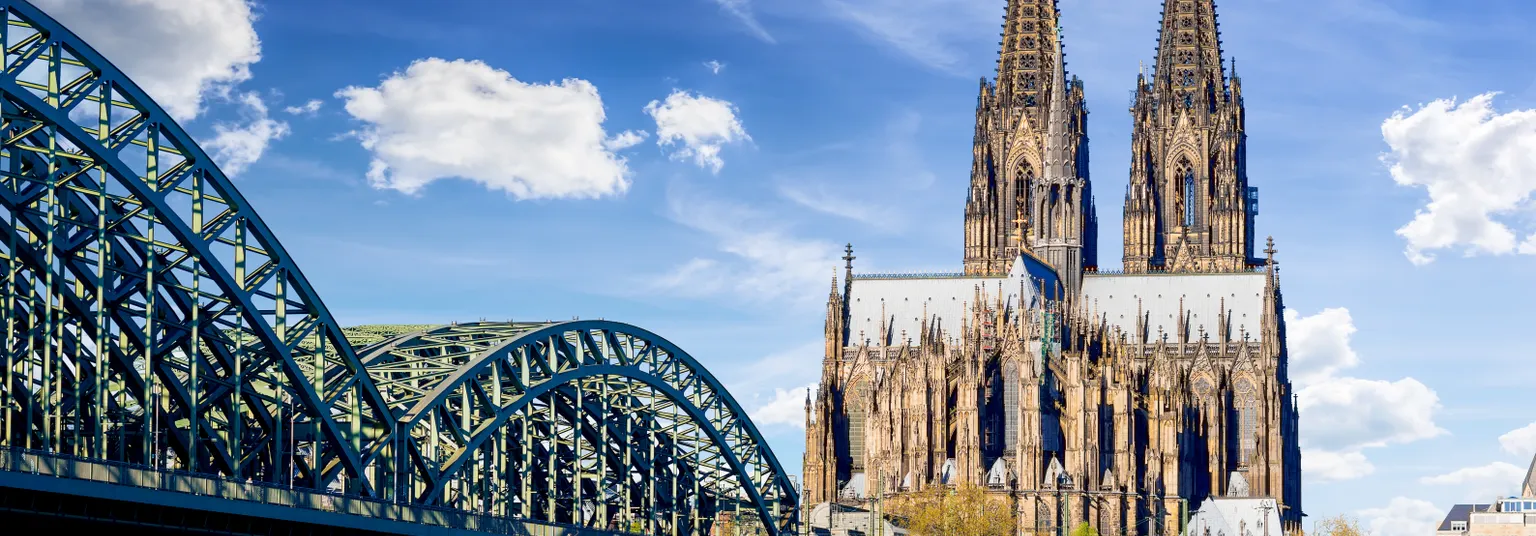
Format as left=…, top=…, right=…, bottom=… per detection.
left=844, top=260, right=1271, bottom=346
left=1439, top=504, right=1486, bottom=531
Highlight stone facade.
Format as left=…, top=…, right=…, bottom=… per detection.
left=804, top=1, right=1303, bottom=535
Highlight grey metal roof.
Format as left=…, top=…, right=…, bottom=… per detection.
left=1438, top=504, right=1485, bottom=531
left=845, top=264, right=1270, bottom=347
left=846, top=258, right=1044, bottom=345
left=1081, top=272, right=1269, bottom=342
left=1183, top=497, right=1284, bottom=536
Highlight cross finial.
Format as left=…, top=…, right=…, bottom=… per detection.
left=843, top=243, right=856, bottom=269
left=1264, top=236, right=1277, bottom=265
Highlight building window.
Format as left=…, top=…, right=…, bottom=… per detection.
left=1236, top=379, right=1256, bottom=466
left=1451, top=521, right=1466, bottom=531
left=1184, top=171, right=1197, bottom=227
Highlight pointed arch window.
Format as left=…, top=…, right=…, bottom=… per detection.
left=1016, top=165, right=1035, bottom=240
left=1236, top=379, right=1257, bottom=466
left=1184, top=170, right=1197, bottom=227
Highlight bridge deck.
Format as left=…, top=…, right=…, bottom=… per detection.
left=0, top=448, right=634, bottom=536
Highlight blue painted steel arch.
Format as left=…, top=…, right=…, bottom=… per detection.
left=386, top=321, right=798, bottom=533
left=0, top=0, right=394, bottom=489
left=0, top=1, right=798, bottom=534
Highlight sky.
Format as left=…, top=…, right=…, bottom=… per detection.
left=30, top=0, right=1536, bottom=533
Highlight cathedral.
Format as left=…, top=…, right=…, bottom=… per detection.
left=802, top=1, right=1304, bottom=535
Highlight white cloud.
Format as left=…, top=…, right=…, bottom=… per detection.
left=1422, top=462, right=1526, bottom=502
left=750, top=384, right=817, bottom=429
left=1500, top=421, right=1536, bottom=459
left=644, top=90, right=750, bottom=174
left=34, top=0, right=261, bottom=121
left=205, top=92, right=289, bottom=177
left=1299, top=376, right=1444, bottom=451
left=711, top=0, right=775, bottom=43
left=704, top=60, right=726, bottom=74
left=655, top=186, right=839, bottom=305
left=1287, top=308, right=1444, bottom=482
left=1381, top=93, right=1536, bottom=264
left=1360, top=497, right=1444, bottom=536
left=1303, top=449, right=1375, bottom=482
left=825, top=0, right=995, bottom=73
left=1285, top=307, right=1360, bottom=389
left=604, top=130, right=648, bottom=151
left=335, top=58, right=643, bottom=199
left=284, top=99, right=323, bottom=116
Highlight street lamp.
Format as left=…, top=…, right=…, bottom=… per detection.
left=1051, top=472, right=1078, bottom=536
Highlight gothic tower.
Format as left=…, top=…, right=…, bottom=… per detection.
left=1123, top=0, right=1257, bottom=274
left=964, top=0, right=1097, bottom=279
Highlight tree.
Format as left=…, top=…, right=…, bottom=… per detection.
left=1313, top=515, right=1364, bottom=536
left=1071, top=523, right=1101, bottom=536
left=887, top=485, right=1017, bottom=536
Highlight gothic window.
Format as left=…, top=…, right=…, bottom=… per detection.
left=1022, top=72, right=1039, bottom=90
left=1177, top=50, right=1195, bottom=65
left=1021, top=21, right=1036, bottom=32
left=1179, top=1, right=1194, bottom=12
left=1236, top=379, right=1257, bottom=466
left=1192, top=377, right=1214, bottom=400
left=1179, top=16, right=1195, bottom=29
left=1184, top=170, right=1197, bottom=227
left=1022, top=6, right=1036, bottom=17
left=1178, top=69, right=1197, bottom=86
left=1004, top=362, right=1019, bottom=449
left=1178, top=32, right=1195, bottom=46
left=1023, top=36, right=1038, bottom=49
left=1022, top=54, right=1040, bottom=70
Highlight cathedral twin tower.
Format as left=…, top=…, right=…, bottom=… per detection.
left=964, top=0, right=1258, bottom=281
left=805, top=1, right=1302, bottom=535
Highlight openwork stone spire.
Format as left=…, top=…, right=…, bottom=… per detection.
left=1154, top=0, right=1226, bottom=95
left=1123, top=0, right=1255, bottom=274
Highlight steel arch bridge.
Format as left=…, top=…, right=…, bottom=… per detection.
left=0, top=1, right=798, bottom=534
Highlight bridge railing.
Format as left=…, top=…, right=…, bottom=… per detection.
left=0, top=447, right=641, bottom=536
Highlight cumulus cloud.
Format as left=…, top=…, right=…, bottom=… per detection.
left=1360, top=497, right=1445, bottom=536
left=205, top=92, right=289, bottom=176
left=34, top=0, right=261, bottom=121
left=1288, top=308, right=1444, bottom=482
left=335, top=58, right=643, bottom=199
left=1299, top=376, right=1443, bottom=452
left=654, top=185, right=839, bottom=305
left=1285, top=307, right=1360, bottom=388
left=710, top=0, right=775, bottom=43
left=284, top=99, right=323, bottom=116
left=645, top=90, right=750, bottom=174
left=1501, top=422, right=1536, bottom=459
left=1422, top=462, right=1526, bottom=502
left=1381, top=93, right=1536, bottom=264
left=1303, top=449, right=1375, bottom=483
left=750, top=384, right=817, bottom=429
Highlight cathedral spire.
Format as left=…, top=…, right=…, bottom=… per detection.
left=1043, top=25, right=1071, bottom=184
left=996, top=0, right=1062, bottom=118
left=1153, top=0, right=1226, bottom=96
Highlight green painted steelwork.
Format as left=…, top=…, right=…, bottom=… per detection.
left=0, top=2, right=798, bottom=534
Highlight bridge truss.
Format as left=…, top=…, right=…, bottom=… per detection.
left=0, top=1, right=797, bottom=533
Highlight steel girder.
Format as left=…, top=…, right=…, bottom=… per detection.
left=0, top=0, right=393, bottom=492
left=0, top=2, right=799, bottom=535
left=354, top=321, right=799, bottom=534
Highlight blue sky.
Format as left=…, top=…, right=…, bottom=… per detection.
left=36, top=0, right=1536, bottom=532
